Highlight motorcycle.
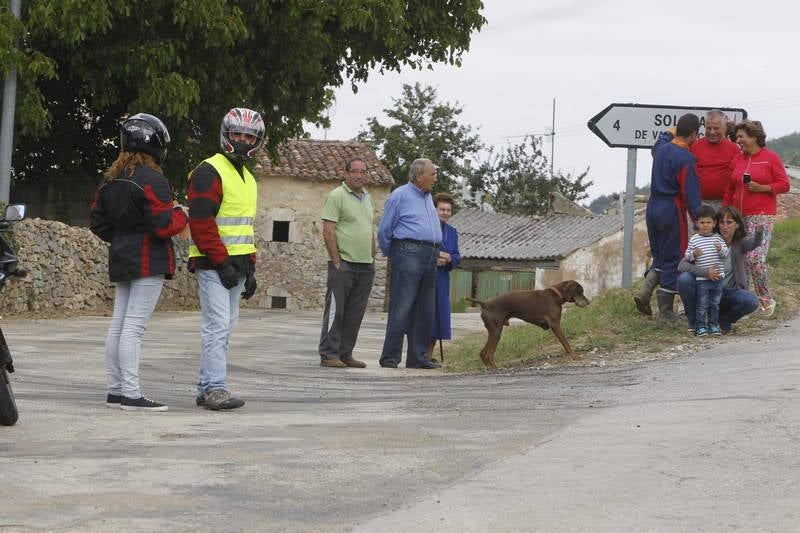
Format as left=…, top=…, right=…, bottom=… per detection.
left=0, top=203, right=27, bottom=426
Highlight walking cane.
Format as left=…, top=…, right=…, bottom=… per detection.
left=433, top=269, right=443, bottom=364
left=434, top=264, right=444, bottom=365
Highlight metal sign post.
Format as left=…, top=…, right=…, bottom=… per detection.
left=0, top=0, right=23, bottom=205
left=587, top=103, right=747, bottom=289
left=622, top=148, right=637, bottom=288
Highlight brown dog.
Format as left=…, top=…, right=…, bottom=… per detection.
left=466, top=280, right=590, bottom=369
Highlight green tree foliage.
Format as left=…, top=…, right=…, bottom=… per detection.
left=356, top=83, right=483, bottom=191
left=470, top=136, right=592, bottom=217
left=0, top=1, right=486, bottom=190
left=767, top=131, right=800, bottom=166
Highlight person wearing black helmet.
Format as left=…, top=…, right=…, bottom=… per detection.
left=90, top=113, right=189, bottom=412
left=187, top=107, right=264, bottom=411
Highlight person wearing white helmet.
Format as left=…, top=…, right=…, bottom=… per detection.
left=187, top=107, right=265, bottom=410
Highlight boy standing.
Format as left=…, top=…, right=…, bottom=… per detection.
left=684, top=205, right=729, bottom=336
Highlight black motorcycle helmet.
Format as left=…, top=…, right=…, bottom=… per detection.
left=220, top=107, right=265, bottom=162
left=120, top=113, right=171, bottom=164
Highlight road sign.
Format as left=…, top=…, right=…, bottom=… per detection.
left=587, top=103, right=747, bottom=149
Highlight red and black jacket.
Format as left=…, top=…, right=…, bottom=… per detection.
left=90, top=165, right=189, bottom=282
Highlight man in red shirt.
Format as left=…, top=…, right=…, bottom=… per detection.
left=690, top=110, right=741, bottom=207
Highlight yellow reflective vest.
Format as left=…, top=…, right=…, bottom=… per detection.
left=188, top=153, right=257, bottom=258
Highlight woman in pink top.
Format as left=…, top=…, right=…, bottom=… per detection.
left=723, top=120, right=790, bottom=316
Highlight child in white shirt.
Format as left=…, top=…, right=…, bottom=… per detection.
left=684, top=205, right=729, bottom=336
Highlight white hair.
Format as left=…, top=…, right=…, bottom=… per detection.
left=706, top=109, right=728, bottom=124
left=408, top=159, right=430, bottom=183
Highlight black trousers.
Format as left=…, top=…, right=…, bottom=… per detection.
left=318, top=261, right=375, bottom=361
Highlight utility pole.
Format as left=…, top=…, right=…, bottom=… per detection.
left=461, top=158, right=471, bottom=204
left=550, top=97, right=556, bottom=180
left=0, top=0, right=22, bottom=205
left=546, top=97, right=556, bottom=213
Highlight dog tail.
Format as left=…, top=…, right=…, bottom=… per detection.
left=465, top=297, right=487, bottom=308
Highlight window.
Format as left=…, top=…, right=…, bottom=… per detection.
left=271, top=296, right=287, bottom=309
left=272, top=221, right=290, bottom=242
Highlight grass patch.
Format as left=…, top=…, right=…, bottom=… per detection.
left=446, top=217, right=800, bottom=373
left=451, top=298, right=470, bottom=314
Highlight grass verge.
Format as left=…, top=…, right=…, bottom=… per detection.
left=445, top=217, right=800, bottom=373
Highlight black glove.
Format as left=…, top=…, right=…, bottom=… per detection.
left=216, top=259, right=240, bottom=290
left=242, top=272, right=257, bottom=300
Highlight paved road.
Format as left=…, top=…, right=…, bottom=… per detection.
left=1, top=310, right=798, bottom=532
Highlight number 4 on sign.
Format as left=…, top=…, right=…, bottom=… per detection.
left=613, top=120, right=620, bottom=131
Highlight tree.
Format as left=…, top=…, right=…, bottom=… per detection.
left=356, top=83, right=483, bottom=191
left=0, top=1, right=486, bottom=192
left=767, top=131, right=800, bottom=166
left=471, top=136, right=592, bottom=217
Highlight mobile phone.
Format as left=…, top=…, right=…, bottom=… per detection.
left=743, top=173, right=751, bottom=184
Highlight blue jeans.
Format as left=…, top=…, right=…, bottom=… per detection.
left=677, top=272, right=759, bottom=331
left=105, top=275, right=165, bottom=398
left=695, top=279, right=723, bottom=328
left=197, top=268, right=245, bottom=396
left=380, top=240, right=438, bottom=367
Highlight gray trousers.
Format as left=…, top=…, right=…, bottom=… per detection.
left=319, top=260, right=375, bottom=361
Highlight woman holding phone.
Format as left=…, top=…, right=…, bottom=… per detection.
left=723, top=120, right=790, bottom=316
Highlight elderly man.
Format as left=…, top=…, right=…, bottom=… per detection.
left=691, top=110, right=741, bottom=207
left=318, top=157, right=376, bottom=368
left=635, top=110, right=739, bottom=316
left=377, top=158, right=442, bottom=369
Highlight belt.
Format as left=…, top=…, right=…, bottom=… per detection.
left=398, top=238, right=440, bottom=247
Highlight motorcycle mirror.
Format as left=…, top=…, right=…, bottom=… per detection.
left=4, top=204, right=25, bottom=221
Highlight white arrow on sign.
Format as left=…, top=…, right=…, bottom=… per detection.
left=587, top=103, right=747, bottom=149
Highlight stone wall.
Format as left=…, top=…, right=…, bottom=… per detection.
left=1, top=176, right=391, bottom=317
left=2, top=218, right=199, bottom=317
left=537, top=218, right=650, bottom=298
left=253, top=175, right=391, bottom=311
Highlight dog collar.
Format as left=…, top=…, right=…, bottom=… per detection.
left=548, top=286, right=563, bottom=301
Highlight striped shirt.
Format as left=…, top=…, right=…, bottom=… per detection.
left=685, top=233, right=729, bottom=280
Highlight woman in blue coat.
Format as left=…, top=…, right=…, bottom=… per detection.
left=427, top=193, right=461, bottom=361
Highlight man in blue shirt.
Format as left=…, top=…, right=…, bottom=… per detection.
left=378, top=158, right=443, bottom=369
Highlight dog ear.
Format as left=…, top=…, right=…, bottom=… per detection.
left=564, top=280, right=583, bottom=300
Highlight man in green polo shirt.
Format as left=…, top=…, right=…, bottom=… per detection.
left=318, top=157, right=376, bottom=368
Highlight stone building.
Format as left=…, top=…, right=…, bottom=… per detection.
left=248, top=139, right=394, bottom=311
left=448, top=199, right=649, bottom=301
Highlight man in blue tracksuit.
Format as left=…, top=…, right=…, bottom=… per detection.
left=646, top=113, right=702, bottom=320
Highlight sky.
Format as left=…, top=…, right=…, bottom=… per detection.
left=305, top=0, right=800, bottom=201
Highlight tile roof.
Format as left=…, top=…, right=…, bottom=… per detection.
left=253, top=139, right=394, bottom=186
left=449, top=208, right=628, bottom=261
